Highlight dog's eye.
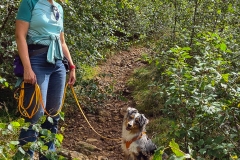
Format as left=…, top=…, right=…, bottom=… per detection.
left=130, top=115, right=135, bottom=119
left=135, top=118, right=139, bottom=123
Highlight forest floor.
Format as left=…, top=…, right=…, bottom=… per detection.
left=60, top=47, right=151, bottom=160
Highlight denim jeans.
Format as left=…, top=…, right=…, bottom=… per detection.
left=18, top=52, right=66, bottom=159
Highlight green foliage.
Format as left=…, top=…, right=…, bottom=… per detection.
left=0, top=118, right=25, bottom=159
left=0, top=117, right=66, bottom=159
left=128, top=0, right=240, bottom=159
left=132, top=42, right=239, bottom=159
left=0, top=2, right=163, bottom=156
left=61, top=0, right=163, bottom=66
left=0, top=0, right=164, bottom=105
left=1, top=0, right=239, bottom=159
left=0, top=0, right=19, bottom=89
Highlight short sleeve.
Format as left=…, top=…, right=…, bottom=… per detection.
left=16, top=0, right=36, bottom=22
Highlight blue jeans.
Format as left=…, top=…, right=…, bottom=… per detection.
left=18, top=52, right=66, bottom=159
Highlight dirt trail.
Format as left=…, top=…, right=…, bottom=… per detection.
left=61, top=47, right=150, bottom=159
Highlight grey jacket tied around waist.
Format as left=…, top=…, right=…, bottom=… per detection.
left=29, top=34, right=63, bottom=64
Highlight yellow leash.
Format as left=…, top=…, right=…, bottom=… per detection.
left=14, top=83, right=66, bottom=118
left=14, top=83, right=42, bottom=118
left=69, top=84, right=121, bottom=141
left=14, top=82, right=121, bottom=141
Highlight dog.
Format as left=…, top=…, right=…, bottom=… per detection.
left=121, top=107, right=158, bottom=160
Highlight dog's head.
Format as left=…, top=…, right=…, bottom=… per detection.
left=123, top=107, right=149, bottom=133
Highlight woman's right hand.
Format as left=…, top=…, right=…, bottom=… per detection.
left=23, top=68, right=36, bottom=84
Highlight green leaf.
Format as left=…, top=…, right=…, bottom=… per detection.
left=199, top=148, right=207, bottom=154
left=4, top=81, right=9, bottom=87
left=40, top=129, right=50, bottom=136
left=0, top=123, right=6, bottom=129
left=56, top=133, right=64, bottom=143
left=47, top=117, right=53, bottom=124
left=39, top=116, right=47, bottom=124
left=10, top=141, right=19, bottom=145
left=59, top=112, right=65, bottom=121
left=182, top=47, right=191, bottom=51
left=221, top=73, right=229, bottom=82
left=220, top=42, right=227, bottom=51
left=169, top=139, right=185, bottom=157
left=153, top=148, right=164, bottom=160
left=18, top=147, right=26, bottom=154
left=10, top=121, right=20, bottom=127
left=32, top=124, right=40, bottom=132
left=9, top=141, right=19, bottom=150
left=41, top=145, right=48, bottom=151
left=17, top=118, right=26, bottom=126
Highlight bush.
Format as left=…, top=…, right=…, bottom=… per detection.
left=128, top=0, right=240, bottom=159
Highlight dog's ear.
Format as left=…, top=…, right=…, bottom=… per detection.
left=127, top=107, right=132, bottom=112
left=127, top=107, right=138, bottom=112
left=127, top=107, right=138, bottom=116
left=139, top=114, right=149, bottom=127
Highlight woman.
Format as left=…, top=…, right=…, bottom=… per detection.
left=15, top=0, right=76, bottom=159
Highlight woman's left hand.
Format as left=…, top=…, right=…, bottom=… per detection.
left=68, top=69, right=76, bottom=86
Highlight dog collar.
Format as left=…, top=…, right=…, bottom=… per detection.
left=125, top=132, right=146, bottom=149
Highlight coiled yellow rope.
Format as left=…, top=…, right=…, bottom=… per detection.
left=14, top=82, right=67, bottom=118
left=14, top=82, right=121, bottom=141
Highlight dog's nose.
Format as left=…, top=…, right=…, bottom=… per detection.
left=127, top=124, right=132, bottom=127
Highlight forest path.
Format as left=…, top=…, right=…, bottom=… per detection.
left=61, top=47, right=150, bottom=160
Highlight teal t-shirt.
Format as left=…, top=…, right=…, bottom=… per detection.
left=16, top=0, right=64, bottom=64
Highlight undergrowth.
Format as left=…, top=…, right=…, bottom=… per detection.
left=127, top=40, right=240, bottom=159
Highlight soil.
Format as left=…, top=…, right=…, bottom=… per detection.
left=61, top=47, right=150, bottom=160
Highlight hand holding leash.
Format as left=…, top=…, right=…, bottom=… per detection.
left=68, top=69, right=76, bottom=85
left=23, top=68, right=36, bottom=84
